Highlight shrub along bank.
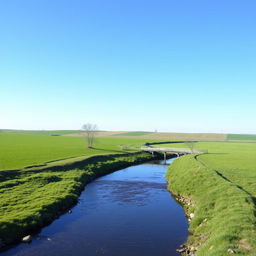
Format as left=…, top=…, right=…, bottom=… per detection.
left=167, top=154, right=256, bottom=256
left=0, top=152, right=158, bottom=249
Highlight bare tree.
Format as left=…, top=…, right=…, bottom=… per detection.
left=81, top=123, right=98, bottom=148
left=185, top=141, right=196, bottom=153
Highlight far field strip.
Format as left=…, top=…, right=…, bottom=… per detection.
left=67, top=131, right=228, bottom=141
left=2, top=129, right=256, bottom=142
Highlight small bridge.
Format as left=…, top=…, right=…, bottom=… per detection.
left=141, top=147, right=204, bottom=161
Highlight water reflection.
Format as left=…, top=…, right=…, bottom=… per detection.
left=94, top=180, right=166, bottom=206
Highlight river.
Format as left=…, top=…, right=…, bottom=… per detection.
left=2, top=158, right=188, bottom=256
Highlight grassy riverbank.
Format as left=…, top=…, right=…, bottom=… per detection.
left=166, top=146, right=256, bottom=255
left=0, top=152, right=158, bottom=248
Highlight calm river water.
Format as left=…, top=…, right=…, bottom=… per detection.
left=2, top=158, right=188, bottom=256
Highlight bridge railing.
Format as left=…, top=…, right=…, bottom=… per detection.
left=140, top=147, right=205, bottom=154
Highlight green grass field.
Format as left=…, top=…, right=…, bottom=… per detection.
left=0, top=133, right=160, bottom=171
left=227, top=134, right=256, bottom=141
left=164, top=141, right=256, bottom=255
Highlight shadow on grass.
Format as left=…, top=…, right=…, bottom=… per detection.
left=196, top=153, right=256, bottom=210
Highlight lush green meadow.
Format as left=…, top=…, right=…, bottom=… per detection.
left=0, top=133, right=160, bottom=171
left=164, top=141, right=256, bottom=255
left=228, top=134, right=256, bottom=141
left=157, top=141, right=256, bottom=180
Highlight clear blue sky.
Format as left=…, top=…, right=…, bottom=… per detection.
left=1, top=0, right=255, bottom=133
